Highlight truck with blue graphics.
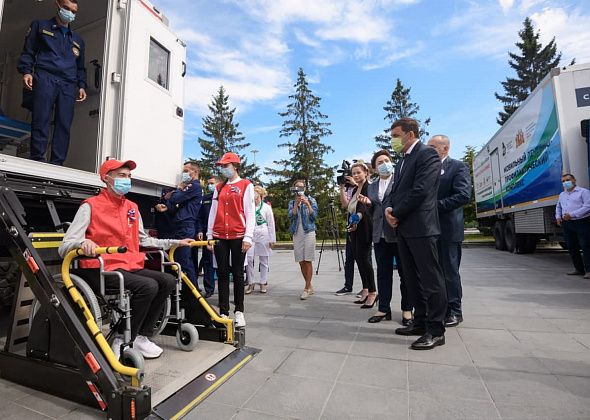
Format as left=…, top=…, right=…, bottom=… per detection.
left=474, top=63, right=590, bottom=253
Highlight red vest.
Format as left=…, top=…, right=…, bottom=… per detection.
left=212, top=179, right=251, bottom=240
left=79, top=189, right=145, bottom=271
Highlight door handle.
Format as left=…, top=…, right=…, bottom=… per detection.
left=181, top=61, right=186, bottom=77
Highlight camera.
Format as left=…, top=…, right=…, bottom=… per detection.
left=336, top=160, right=354, bottom=187
left=290, top=186, right=305, bottom=196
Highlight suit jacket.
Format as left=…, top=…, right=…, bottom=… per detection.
left=437, top=157, right=472, bottom=242
left=384, top=141, right=441, bottom=238
left=350, top=182, right=373, bottom=245
left=367, top=177, right=396, bottom=243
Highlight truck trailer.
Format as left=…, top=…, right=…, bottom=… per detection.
left=0, top=1, right=254, bottom=419
left=474, top=62, right=590, bottom=253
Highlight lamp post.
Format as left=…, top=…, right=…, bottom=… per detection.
left=251, top=149, right=259, bottom=176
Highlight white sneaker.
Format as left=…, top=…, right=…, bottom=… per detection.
left=220, top=314, right=229, bottom=319
left=111, top=336, right=124, bottom=360
left=234, top=311, right=246, bottom=328
left=133, top=335, right=163, bottom=359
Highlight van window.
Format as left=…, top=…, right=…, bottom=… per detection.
left=148, top=38, right=169, bottom=89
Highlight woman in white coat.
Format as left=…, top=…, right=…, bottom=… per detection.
left=246, top=186, right=276, bottom=294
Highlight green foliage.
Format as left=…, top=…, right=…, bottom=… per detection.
left=495, top=17, right=563, bottom=125
left=462, top=145, right=477, bottom=224
left=375, top=78, right=431, bottom=163
left=197, top=86, right=258, bottom=179
left=265, top=68, right=337, bottom=239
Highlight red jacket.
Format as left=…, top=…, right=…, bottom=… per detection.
left=212, top=179, right=251, bottom=240
left=79, top=189, right=145, bottom=271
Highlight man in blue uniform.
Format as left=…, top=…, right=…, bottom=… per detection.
left=155, top=161, right=202, bottom=289
left=196, top=176, right=219, bottom=298
left=17, top=0, right=87, bottom=165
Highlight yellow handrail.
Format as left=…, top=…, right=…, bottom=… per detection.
left=168, top=240, right=235, bottom=344
left=61, top=247, right=143, bottom=386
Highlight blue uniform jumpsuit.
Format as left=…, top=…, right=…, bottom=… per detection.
left=164, top=180, right=202, bottom=289
left=17, top=18, right=86, bottom=165
left=195, top=192, right=215, bottom=295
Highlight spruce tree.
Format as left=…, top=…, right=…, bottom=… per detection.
left=495, top=17, right=562, bottom=125
left=375, top=78, right=431, bottom=162
left=461, top=145, right=477, bottom=225
left=197, top=86, right=258, bottom=179
left=265, top=68, right=337, bottom=238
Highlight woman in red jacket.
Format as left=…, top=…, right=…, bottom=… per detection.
left=207, top=152, right=255, bottom=328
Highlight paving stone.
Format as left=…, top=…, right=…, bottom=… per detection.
left=408, top=362, right=490, bottom=401
left=337, top=354, right=407, bottom=391
left=297, top=330, right=357, bottom=354
left=409, top=392, right=500, bottom=420
left=183, top=401, right=238, bottom=419
left=276, top=348, right=346, bottom=381
left=512, top=330, right=588, bottom=352
left=14, top=390, right=79, bottom=419
left=243, top=374, right=332, bottom=419
left=321, top=383, right=407, bottom=420
left=207, top=368, right=271, bottom=407
left=1, top=402, right=53, bottom=420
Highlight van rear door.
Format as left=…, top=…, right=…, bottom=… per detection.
left=118, top=0, right=186, bottom=186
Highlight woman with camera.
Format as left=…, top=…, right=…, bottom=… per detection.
left=288, top=180, right=318, bottom=300
left=347, top=161, right=377, bottom=308
left=359, top=150, right=412, bottom=324
left=245, top=185, right=276, bottom=294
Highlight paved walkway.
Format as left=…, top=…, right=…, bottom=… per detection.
left=1, top=247, right=589, bottom=419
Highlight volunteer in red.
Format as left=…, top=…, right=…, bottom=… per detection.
left=59, top=159, right=193, bottom=359
left=207, top=152, right=255, bottom=328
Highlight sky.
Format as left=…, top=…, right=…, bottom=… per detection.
left=154, top=0, right=590, bottom=180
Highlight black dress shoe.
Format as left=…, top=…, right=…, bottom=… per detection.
left=360, top=295, right=378, bottom=309
left=204, top=291, right=214, bottom=298
left=395, top=324, right=426, bottom=336
left=402, top=317, right=413, bottom=327
left=444, top=315, right=463, bottom=327
left=368, top=311, right=392, bottom=323
left=411, top=333, right=445, bottom=350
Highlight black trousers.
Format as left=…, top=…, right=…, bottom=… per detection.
left=343, top=233, right=355, bottom=290
left=398, top=235, right=447, bottom=336
left=438, top=240, right=463, bottom=317
left=563, top=217, right=590, bottom=273
left=350, top=238, right=375, bottom=293
left=214, top=238, right=246, bottom=315
left=73, top=268, right=175, bottom=341
left=374, top=239, right=411, bottom=313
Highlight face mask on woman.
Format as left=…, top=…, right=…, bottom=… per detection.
left=207, top=183, right=216, bottom=193
left=220, top=166, right=234, bottom=178
left=377, top=162, right=393, bottom=176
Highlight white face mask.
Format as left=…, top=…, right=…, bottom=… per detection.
left=377, top=162, right=393, bottom=176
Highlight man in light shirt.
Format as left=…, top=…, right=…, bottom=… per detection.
left=556, top=173, right=590, bottom=279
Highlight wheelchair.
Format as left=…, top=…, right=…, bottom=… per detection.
left=30, top=246, right=200, bottom=372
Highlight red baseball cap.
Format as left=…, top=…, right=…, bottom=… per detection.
left=216, top=152, right=241, bottom=166
left=99, top=159, right=137, bottom=180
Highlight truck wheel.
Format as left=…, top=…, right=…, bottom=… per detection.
left=0, top=261, right=20, bottom=307
left=493, top=221, right=506, bottom=251
left=504, top=220, right=516, bottom=253
left=516, top=234, right=537, bottom=254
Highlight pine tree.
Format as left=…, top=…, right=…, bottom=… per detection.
left=495, top=17, right=562, bottom=125
left=265, top=68, right=337, bottom=238
left=197, top=86, right=258, bottom=179
left=461, top=145, right=477, bottom=225
left=375, top=78, right=431, bottom=162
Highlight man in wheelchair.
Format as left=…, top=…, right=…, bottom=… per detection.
left=59, top=159, right=193, bottom=359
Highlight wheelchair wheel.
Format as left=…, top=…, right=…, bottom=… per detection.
left=29, top=273, right=102, bottom=329
left=122, top=347, right=144, bottom=371
left=176, top=322, right=199, bottom=351
left=153, top=296, right=171, bottom=336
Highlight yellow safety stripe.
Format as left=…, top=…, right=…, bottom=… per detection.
left=31, top=241, right=63, bottom=249
left=170, top=354, right=253, bottom=420
left=29, top=233, right=65, bottom=238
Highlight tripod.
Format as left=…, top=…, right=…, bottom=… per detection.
left=316, top=200, right=345, bottom=274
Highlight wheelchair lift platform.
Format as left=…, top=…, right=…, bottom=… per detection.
left=0, top=180, right=258, bottom=419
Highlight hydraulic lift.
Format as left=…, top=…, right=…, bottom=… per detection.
left=0, top=179, right=257, bottom=419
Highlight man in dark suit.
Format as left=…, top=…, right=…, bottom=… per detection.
left=428, top=135, right=471, bottom=327
left=384, top=118, right=447, bottom=350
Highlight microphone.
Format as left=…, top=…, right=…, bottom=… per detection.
left=347, top=213, right=362, bottom=229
